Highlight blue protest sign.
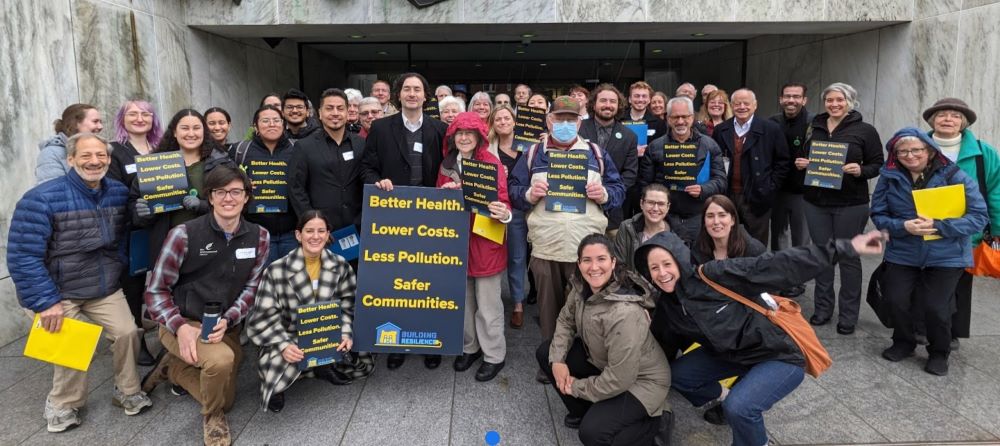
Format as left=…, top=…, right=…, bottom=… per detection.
left=353, top=185, right=469, bottom=355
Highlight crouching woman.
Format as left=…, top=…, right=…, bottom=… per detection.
left=537, top=234, right=672, bottom=446
left=247, top=210, right=374, bottom=413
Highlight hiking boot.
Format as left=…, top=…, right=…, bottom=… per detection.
left=925, top=354, right=949, bottom=376
left=112, top=388, right=153, bottom=415
left=881, top=344, right=915, bottom=362
left=203, top=411, right=231, bottom=446
left=44, top=398, right=81, bottom=433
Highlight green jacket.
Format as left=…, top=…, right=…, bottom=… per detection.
left=932, top=129, right=1000, bottom=245
left=549, top=271, right=670, bottom=417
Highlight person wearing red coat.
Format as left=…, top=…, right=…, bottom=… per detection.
left=437, top=112, right=512, bottom=381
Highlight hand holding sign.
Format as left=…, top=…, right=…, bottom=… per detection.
left=529, top=180, right=549, bottom=204
left=585, top=181, right=607, bottom=204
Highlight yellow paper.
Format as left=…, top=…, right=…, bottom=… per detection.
left=23, top=314, right=103, bottom=371
left=682, top=342, right=738, bottom=388
left=913, top=183, right=965, bottom=241
left=472, top=213, right=506, bottom=245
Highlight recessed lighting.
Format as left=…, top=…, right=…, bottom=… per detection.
left=349, top=34, right=365, bottom=39
left=539, top=63, right=547, bottom=66
left=602, top=62, right=612, bottom=66
left=515, top=50, right=525, bottom=54
left=376, top=51, right=388, bottom=55
left=651, top=49, right=662, bottom=53
left=521, top=33, right=535, bottom=38
left=691, top=33, right=707, bottom=37
left=475, top=63, right=482, bottom=67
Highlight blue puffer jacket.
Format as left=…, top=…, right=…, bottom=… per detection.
left=871, top=128, right=988, bottom=268
left=7, top=169, right=128, bottom=312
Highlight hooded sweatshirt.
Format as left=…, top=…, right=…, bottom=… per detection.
left=35, top=133, right=70, bottom=184
left=436, top=112, right=510, bottom=277
left=634, top=231, right=860, bottom=367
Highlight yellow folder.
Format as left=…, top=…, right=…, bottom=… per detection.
left=472, top=213, right=506, bottom=245
left=23, top=314, right=103, bottom=371
left=913, top=183, right=965, bottom=241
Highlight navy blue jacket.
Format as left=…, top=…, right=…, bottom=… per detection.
left=712, top=115, right=791, bottom=215
left=8, top=170, right=128, bottom=312
left=871, top=131, right=988, bottom=268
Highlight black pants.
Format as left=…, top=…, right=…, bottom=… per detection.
left=913, top=269, right=973, bottom=338
left=120, top=270, right=146, bottom=327
left=883, top=262, right=963, bottom=355
left=731, top=192, right=771, bottom=246
left=536, top=339, right=659, bottom=446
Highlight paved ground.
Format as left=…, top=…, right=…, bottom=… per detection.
left=2, top=253, right=1000, bottom=446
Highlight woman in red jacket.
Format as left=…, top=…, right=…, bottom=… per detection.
left=437, top=112, right=513, bottom=382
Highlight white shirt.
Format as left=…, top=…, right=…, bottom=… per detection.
left=403, top=113, right=424, bottom=133
left=734, top=115, right=754, bottom=137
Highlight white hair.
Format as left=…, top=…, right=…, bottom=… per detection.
left=731, top=88, right=758, bottom=104
left=435, top=85, right=452, bottom=95
left=66, top=132, right=110, bottom=158
left=438, top=95, right=465, bottom=112
left=822, top=82, right=858, bottom=111
left=344, top=88, right=363, bottom=104
left=666, top=96, right=695, bottom=116
left=359, top=96, right=381, bottom=109
left=469, top=91, right=493, bottom=109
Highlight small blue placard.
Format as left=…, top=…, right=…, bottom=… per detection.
left=329, top=225, right=360, bottom=261
left=624, top=122, right=648, bottom=146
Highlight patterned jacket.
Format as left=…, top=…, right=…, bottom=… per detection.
left=247, top=247, right=357, bottom=407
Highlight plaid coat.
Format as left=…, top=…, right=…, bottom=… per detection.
left=247, top=247, right=372, bottom=407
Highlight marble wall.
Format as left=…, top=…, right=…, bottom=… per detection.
left=0, top=0, right=299, bottom=346
left=745, top=1, right=1000, bottom=144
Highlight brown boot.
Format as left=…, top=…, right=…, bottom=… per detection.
left=203, top=411, right=231, bottom=446
left=140, top=350, right=172, bottom=393
left=510, top=310, right=524, bottom=329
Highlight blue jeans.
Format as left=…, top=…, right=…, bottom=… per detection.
left=266, top=231, right=297, bottom=265
left=671, top=348, right=804, bottom=446
left=506, top=209, right=529, bottom=304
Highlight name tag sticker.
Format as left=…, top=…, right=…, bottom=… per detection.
left=125, top=163, right=137, bottom=174
left=235, top=248, right=256, bottom=259
left=413, top=142, right=423, bottom=153
left=647, top=129, right=656, bottom=136
left=342, top=151, right=354, bottom=161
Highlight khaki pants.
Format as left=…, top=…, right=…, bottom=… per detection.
left=529, top=257, right=578, bottom=340
left=463, top=273, right=506, bottom=364
left=49, top=290, right=141, bottom=409
left=159, top=323, right=243, bottom=415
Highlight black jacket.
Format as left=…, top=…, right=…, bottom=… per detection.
left=230, top=135, right=298, bottom=236
left=290, top=129, right=367, bottom=231
left=579, top=118, right=638, bottom=228
left=803, top=110, right=884, bottom=207
left=689, top=225, right=766, bottom=266
left=285, top=118, right=320, bottom=143
left=640, top=128, right=727, bottom=218
left=713, top=115, right=791, bottom=215
left=769, top=110, right=813, bottom=193
left=634, top=232, right=856, bottom=367
left=361, top=113, right=448, bottom=187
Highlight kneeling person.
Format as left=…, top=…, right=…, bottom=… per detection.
left=8, top=133, right=152, bottom=433
left=142, top=165, right=270, bottom=446
left=248, top=210, right=374, bottom=413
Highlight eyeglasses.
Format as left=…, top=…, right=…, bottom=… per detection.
left=668, top=114, right=693, bottom=121
left=284, top=105, right=307, bottom=111
left=211, top=188, right=247, bottom=199
left=360, top=110, right=381, bottom=116
left=258, top=118, right=283, bottom=126
left=642, top=200, right=669, bottom=208
left=125, top=112, right=153, bottom=119
left=895, top=147, right=927, bottom=157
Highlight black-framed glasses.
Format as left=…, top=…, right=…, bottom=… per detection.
left=211, top=188, right=247, bottom=199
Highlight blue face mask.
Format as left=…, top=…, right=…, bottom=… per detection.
left=551, top=121, right=578, bottom=143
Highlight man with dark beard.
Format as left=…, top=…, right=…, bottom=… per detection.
left=578, top=84, right=638, bottom=236
left=282, top=88, right=320, bottom=142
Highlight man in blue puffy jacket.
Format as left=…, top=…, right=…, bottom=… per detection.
left=7, top=133, right=152, bottom=433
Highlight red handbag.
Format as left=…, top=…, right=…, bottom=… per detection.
left=698, top=266, right=832, bottom=378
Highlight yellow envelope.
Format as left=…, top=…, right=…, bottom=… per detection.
left=913, top=183, right=965, bottom=241
left=23, top=314, right=103, bottom=371
left=472, top=213, right=506, bottom=245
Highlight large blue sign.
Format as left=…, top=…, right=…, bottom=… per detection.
left=353, top=185, right=469, bottom=355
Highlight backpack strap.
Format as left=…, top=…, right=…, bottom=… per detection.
left=235, top=140, right=252, bottom=166
left=976, top=140, right=991, bottom=235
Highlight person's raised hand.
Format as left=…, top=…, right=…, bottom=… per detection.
left=850, top=230, right=886, bottom=255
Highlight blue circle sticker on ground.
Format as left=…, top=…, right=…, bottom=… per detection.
left=485, top=430, right=501, bottom=445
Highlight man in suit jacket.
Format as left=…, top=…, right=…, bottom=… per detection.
left=578, top=83, right=638, bottom=235
left=289, top=88, right=366, bottom=259
left=359, top=72, right=448, bottom=371
left=712, top=88, right=791, bottom=245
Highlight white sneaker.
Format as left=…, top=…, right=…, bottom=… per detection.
left=44, top=398, right=81, bottom=433
left=112, top=388, right=153, bottom=416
